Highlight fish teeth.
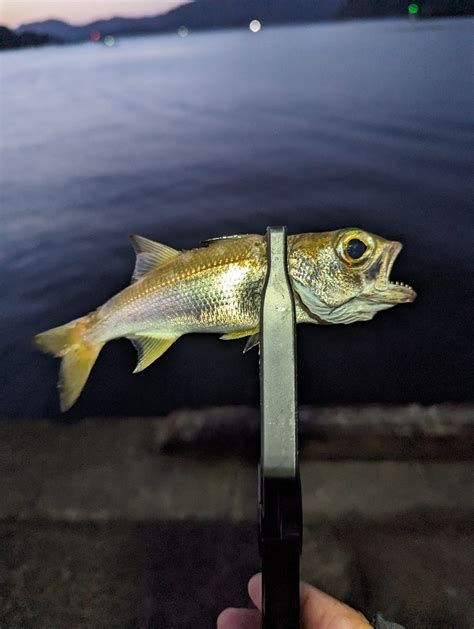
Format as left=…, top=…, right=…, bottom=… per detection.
left=390, top=280, right=412, bottom=290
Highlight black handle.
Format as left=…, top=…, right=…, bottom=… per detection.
left=259, top=472, right=302, bottom=628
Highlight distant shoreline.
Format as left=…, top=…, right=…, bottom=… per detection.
left=3, top=0, right=473, bottom=52
left=2, top=12, right=473, bottom=52
left=0, top=25, right=60, bottom=50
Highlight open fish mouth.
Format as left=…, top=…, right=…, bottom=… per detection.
left=384, top=279, right=417, bottom=303
left=371, top=242, right=417, bottom=304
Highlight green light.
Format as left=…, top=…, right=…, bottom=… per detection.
left=408, top=3, right=419, bottom=14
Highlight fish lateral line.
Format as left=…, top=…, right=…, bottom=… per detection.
left=34, top=228, right=416, bottom=411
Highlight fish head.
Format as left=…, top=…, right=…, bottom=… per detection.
left=288, top=228, right=416, bottom=324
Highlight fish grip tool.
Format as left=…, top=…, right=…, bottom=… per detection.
left=258, top=226, right=302, bottom=628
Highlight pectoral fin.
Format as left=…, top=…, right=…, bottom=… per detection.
left=129, top=334, right=180, bottom=373
left=220, top=328, right=260, bottom=352
left=220, top=328, right=258, bottom=341
left=129, top=235, right=180, bottom=282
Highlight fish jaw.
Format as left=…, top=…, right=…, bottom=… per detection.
left=366, top=242, right=417, bottom=304
left=373, top=281, right=417, bottom=304
left=288, top=230, right=416, bottom=324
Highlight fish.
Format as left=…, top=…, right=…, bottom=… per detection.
left=34, top=228, right=416, bottom=411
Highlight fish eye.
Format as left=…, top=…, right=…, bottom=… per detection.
left=336, top=231, right=373, bottom=265
left=345, top=238, right=367, bottom=260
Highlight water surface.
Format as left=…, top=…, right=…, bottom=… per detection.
left=1, top=18, right=473, bottom=418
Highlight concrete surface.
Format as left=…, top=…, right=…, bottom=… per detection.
left=0, top=414, right=473, bottom=628
left=1, top=516, right=472, bottom=629
left=157, top=404, right=474, bottom=460
left=1, top=418, right=473, bottom=522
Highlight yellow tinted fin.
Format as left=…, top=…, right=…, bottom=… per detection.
left=220, top=328, right=258, bottom=341
left=129, top=235, right=180, bottom=282
left=34, top=314, right=104, bottom=412
left=130, top=334, right=180, bottom=373
left=58, top=342, right=103, bottom=411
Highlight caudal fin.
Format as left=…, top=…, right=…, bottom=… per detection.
left=34, top=315, right=104, bottom=412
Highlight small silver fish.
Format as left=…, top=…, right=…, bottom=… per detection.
left=35, top=228, right=416, bottom=411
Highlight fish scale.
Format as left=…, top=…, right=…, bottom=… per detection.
left=34, top=228, right=416, bottom=411
left=93, top=235, right=267, bottom=340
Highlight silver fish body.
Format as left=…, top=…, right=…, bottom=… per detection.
left=35, top=229, right=416, bottom=411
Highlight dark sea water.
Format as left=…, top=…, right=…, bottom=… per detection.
left=1, top=18, right=473, bottom=419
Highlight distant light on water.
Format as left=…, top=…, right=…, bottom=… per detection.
left=104, top=35, right=115, bottom=47
left=249, top=19, right=261, bottom=33
left=90, top=30, right=101, bottom=42
left=178, top=25, right=189, bottom=37
left=408, top=3, right=419, bottom=14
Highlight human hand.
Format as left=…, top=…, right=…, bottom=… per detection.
left=217, top=573, right=372, bottom=629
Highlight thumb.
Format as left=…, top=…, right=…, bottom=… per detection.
left=248, top=573, right=371, bottom=629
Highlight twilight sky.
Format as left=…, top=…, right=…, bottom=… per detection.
left=1, top=0, right=186, bottom=27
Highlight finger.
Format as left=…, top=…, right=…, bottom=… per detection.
left=247, top=573, right=371, bottom=628
left=217, top=607, right=260, bottom=629
left=247, top=573, right=262, bottom=610
left=299, top=581, right=372, bottom=628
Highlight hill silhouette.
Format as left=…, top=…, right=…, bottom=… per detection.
left=10, top=0, right=474, bottom=47
left=16, top=0, right=345, bottom=42
left=0, top=25, right=59, bottom=49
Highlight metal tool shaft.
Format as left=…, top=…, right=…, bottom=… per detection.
left=260, top=227, right=298, bottom=477
left=259, top=226, right=301, bottom=629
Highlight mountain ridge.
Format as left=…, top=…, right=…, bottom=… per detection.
left=15, top=0, right=345, bottom=42
left=10, top=0, right=474, bottom=46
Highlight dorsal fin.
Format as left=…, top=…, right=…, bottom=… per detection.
left=129, top=235, right=180, bottom=282
left=202, top=234, right=256, bottom=246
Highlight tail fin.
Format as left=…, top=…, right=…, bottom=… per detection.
left=34, top=314, right=104, bottom=412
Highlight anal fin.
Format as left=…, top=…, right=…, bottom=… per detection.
left=129, top=334, right=180, bottom=373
